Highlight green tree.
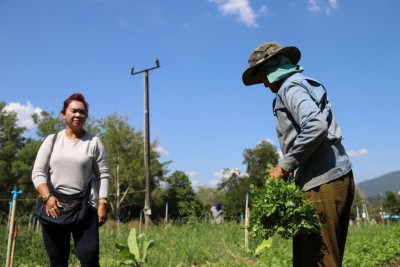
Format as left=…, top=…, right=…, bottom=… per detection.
left=32, top=111, right=63, bottom=139
left=100, top=113, right=143, bottom=221
left=383, top=191, right=400, bottom=215
left=196, top=186, right=222, bottom=211
left=217, top=168, right=250, bottom=220
left=150, top=187, right=168, bottom=221
left=243, top=140, right=279, bottom=186
left=12, top=138, right=43, bottom=210
left=0, top=102, right=27, bottom=212
left=84, top=116, right=101, bottom=136
left=216, top=141, right=279, bottom=220
left=99, top=113, right=168, bottom=221
left=165, top=171, right=203, bottom=221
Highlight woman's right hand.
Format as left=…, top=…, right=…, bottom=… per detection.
left=45, top=196, right=62, bottom=218
left=269, top=165, right=290, bottom=180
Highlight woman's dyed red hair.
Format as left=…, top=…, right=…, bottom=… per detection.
left=61, top=93, right=89, bottom=115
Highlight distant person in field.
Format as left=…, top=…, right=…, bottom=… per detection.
left=210, top=201, right=224, bottom=224
left=242, top=42, right=354, bottom=267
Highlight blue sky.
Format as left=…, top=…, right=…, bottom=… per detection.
left=1, top=0, right=399, bottom=187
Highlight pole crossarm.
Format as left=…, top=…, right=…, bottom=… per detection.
left=131, top=58, right=160, bottom=76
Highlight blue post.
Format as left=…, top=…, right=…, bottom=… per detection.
left=139, top=209, right=143, bottom=235
left=12, top=188, right=23, bottom=200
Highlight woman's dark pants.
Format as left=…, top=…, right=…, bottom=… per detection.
left=41, top=207, right=100, bottom=267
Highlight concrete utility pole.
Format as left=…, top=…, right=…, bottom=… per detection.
left=131, top=59, right=160, bottom=227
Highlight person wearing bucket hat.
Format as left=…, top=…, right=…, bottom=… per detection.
left=243, top=42, right=354, bottom=267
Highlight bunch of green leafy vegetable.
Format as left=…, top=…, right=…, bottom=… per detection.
left=249, top=165, right=321, bottom=240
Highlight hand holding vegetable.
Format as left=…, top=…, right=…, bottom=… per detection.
left=269, top=165, right=290, bottom=179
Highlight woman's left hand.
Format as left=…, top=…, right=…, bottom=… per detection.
left=98, top=202, right=107, bottom=227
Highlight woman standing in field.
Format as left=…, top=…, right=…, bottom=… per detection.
left=32, top=93, right=110, bottom=267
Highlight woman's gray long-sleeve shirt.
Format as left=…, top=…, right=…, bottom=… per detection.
left=273, top=73, right=352, bottom=191
left=32, top=130, right=110, bottom=207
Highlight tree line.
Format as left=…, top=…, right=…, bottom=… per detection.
left=0, top=101, right=280, bottom=223
left=2, top=101, right=398, bottom=223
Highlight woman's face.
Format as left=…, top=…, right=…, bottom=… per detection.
left=62, top=100, right=87, bottom=131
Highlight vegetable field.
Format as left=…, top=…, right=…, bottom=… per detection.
left=1, top=219, right=400, bottom=266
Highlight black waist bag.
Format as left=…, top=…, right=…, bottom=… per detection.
left=34, top=179, right=92, bottom=228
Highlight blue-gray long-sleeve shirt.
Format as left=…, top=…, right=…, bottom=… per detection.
left=273, top=73, right=352, bottom=191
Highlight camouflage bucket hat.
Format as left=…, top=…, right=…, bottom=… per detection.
left=242, top=42, right=301, bottom=86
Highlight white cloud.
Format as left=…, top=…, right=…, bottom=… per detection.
left=329, top=0, right=338, bottom=9
left=154, top=145, right=169, bottom=156
left=4, top=101, right=43, bottom=129
left=213, top=167, right=246, bottom=179
left=191, top=178, right=219, bottom=190
left=259, top=138, right=275, bottom=145
left=208, top=179, right=220, bottom=186
left=347, top=148, right=368, bottom=158
left=308, top=0, right=339, bottom=15
left=308, top=0, right=321, bottom=12
left=209, top=0, right=268, bottom=27
left=209, top=168, right=248, bottom=188
left=191, top=180, right=200, bottom=187
left=185, top=171, right=196, bottom=178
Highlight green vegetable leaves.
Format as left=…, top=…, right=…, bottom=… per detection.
left=248, top=166, right=321, bottom=240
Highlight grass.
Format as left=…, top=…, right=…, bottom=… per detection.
left=100, top=221, right=261, bottom=266
left=1, top=217, right=400, bottom=266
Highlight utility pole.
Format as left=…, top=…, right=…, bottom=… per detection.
left=131, top=58, right=160, bottom=227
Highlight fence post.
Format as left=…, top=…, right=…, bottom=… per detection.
left=165, top=202, right=168, bottom=225
left=6, top=186, right=22, bottom=267
left=245, top=192, right=249, bottom=248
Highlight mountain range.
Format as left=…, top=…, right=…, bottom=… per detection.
left=357, top=170, right=400, bottom=198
